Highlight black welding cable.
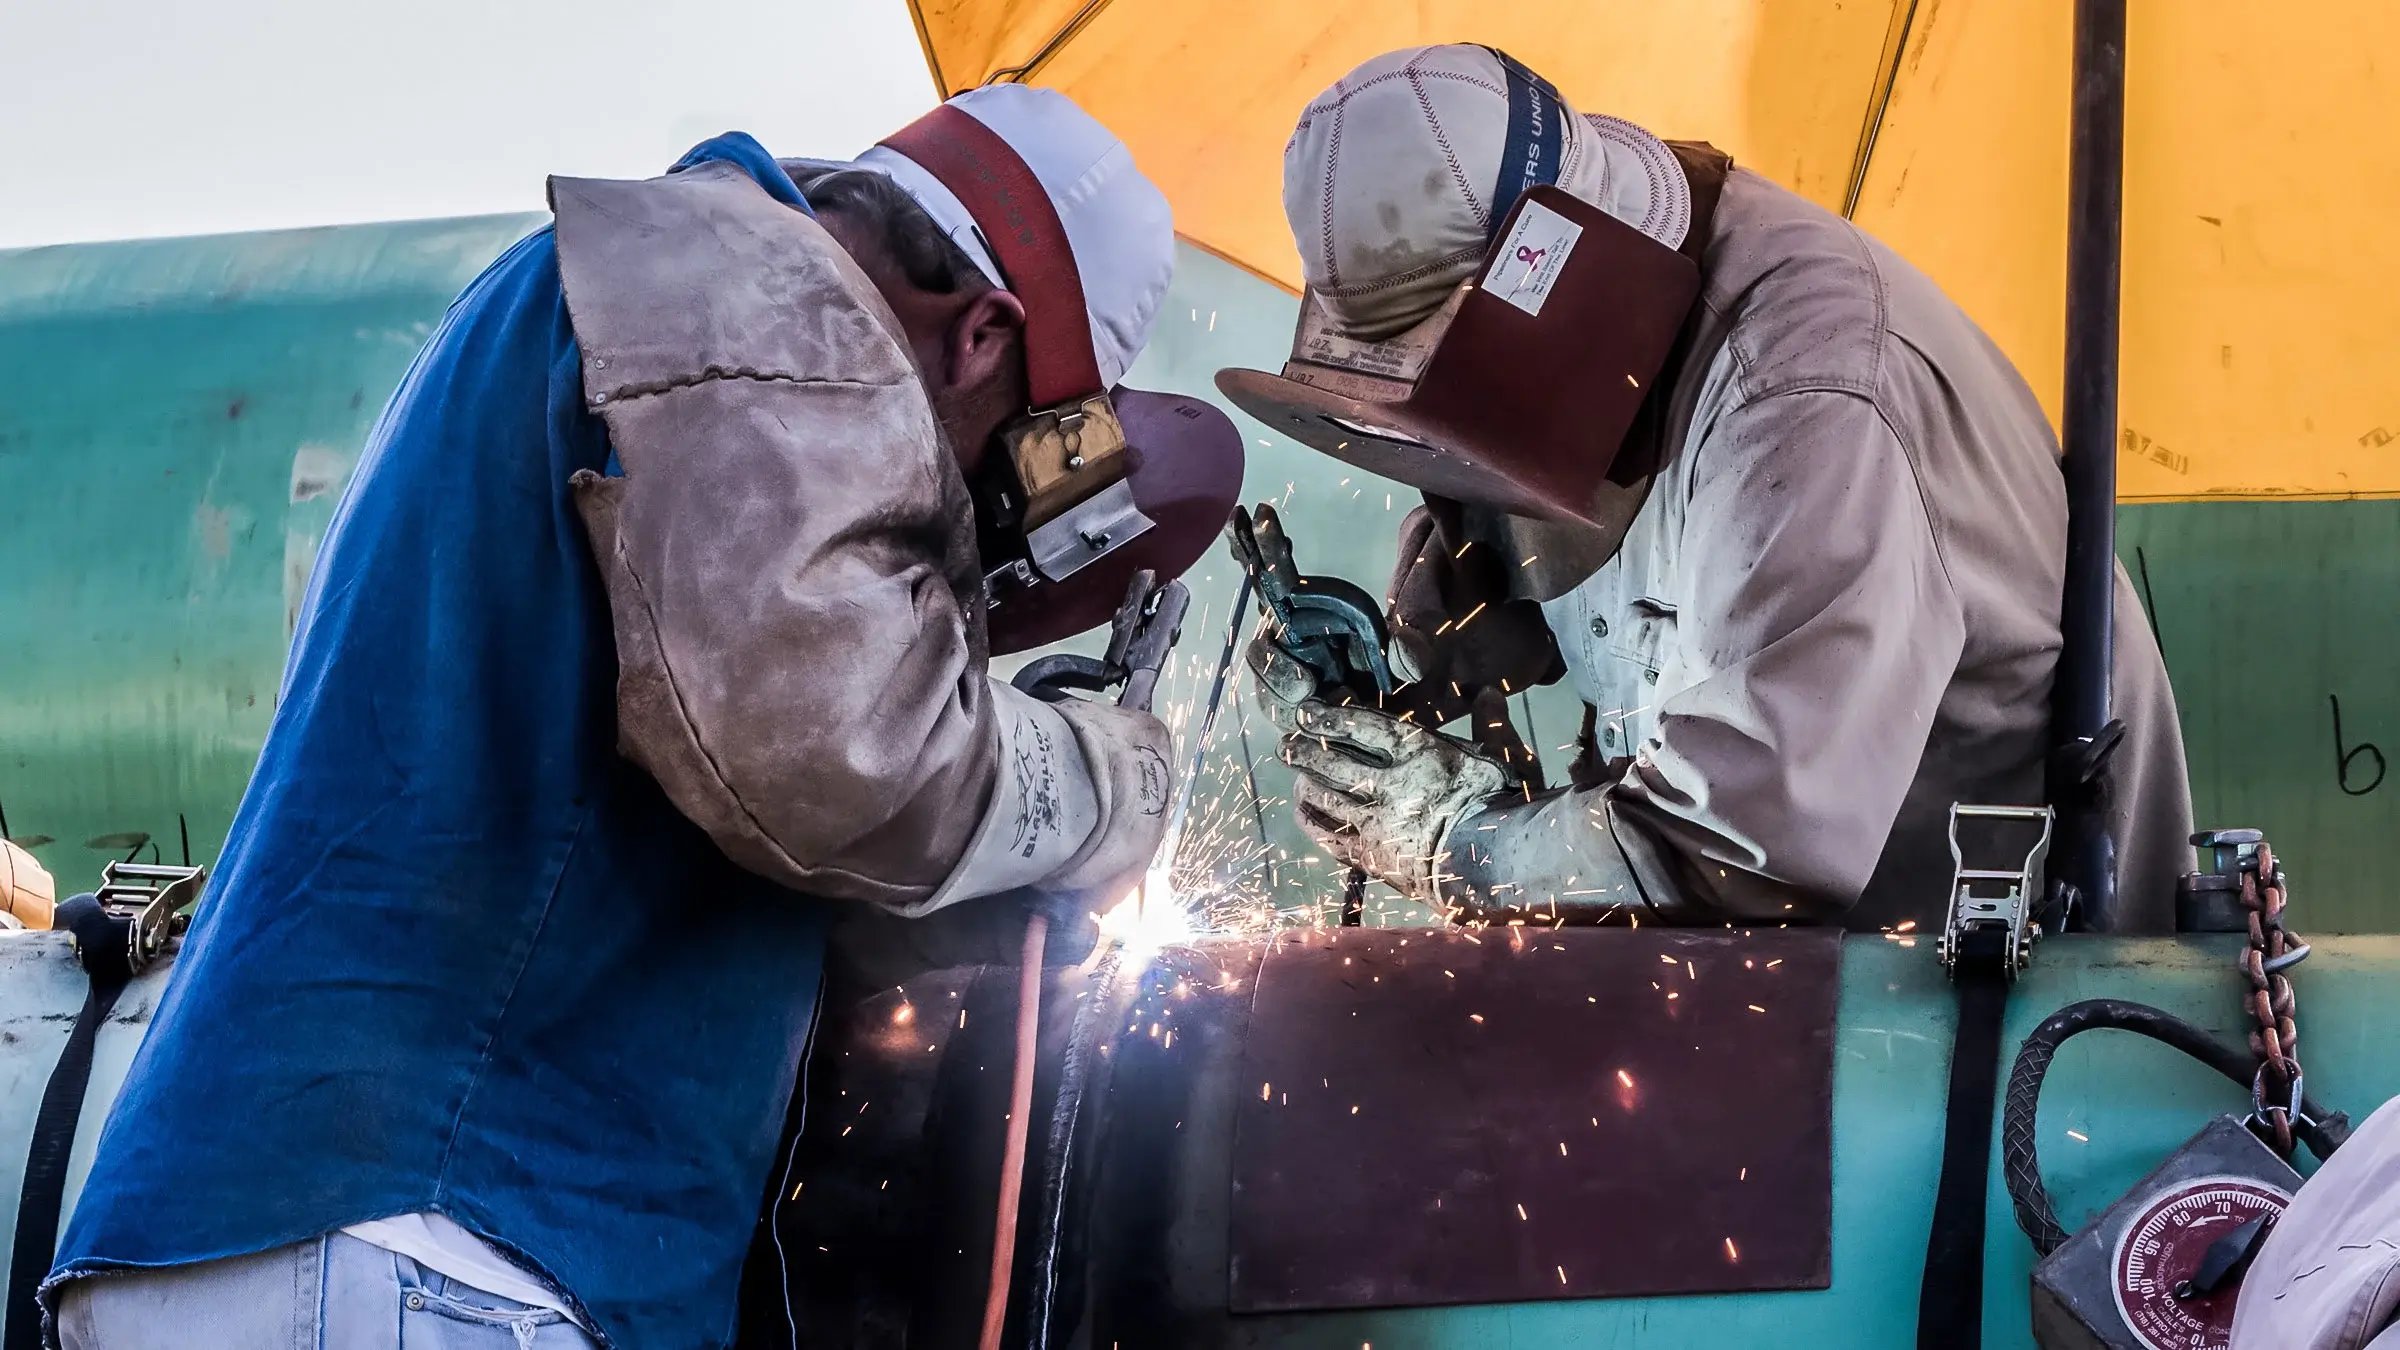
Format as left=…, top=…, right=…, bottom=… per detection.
left=2001, top=998, right=2353, bottom=1256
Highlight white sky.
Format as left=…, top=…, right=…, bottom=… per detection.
left=0, top=0, right=940, bottom=249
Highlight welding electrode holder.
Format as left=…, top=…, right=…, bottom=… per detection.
left=1010, top=569, right=1189, bottom=714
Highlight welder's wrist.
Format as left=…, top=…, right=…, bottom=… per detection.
left=1435, top=791, right=1646, bottom=922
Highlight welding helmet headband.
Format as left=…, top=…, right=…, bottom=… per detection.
left=1217, top=50, right=1703, bottom=555
left=878, top=105, right=1245, bottom=655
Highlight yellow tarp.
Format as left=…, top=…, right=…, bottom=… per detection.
left=908, top=0, right=2400, bottom=501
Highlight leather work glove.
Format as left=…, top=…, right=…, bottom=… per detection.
left=828, top=694, right=1170, bottom=990
left=1279, top=698, right=1518, bottom=905
left=1248, top=638, right=1547, bottom=786
left=1045, top=697, right=1176, bottom=896
left=1385, top=499, right=1565, bottom=703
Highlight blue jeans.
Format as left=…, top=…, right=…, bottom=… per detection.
left=52, top=1233, right=597, bottom=1350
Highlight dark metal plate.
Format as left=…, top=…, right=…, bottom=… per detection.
left=1226, top=925, right=1842, bottom=1312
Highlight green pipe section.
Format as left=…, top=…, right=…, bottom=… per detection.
left=4, top=928, right=2395, bottom=1348
left=0, top=215, right=541, bottom=872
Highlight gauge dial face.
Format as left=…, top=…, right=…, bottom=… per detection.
left=2110, top=1175, right=2290, bottom=1350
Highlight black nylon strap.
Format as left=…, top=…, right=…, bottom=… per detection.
left=6, top=897, right=134, bottom=1350
left=1917, top=930, right=2012, bottom=1350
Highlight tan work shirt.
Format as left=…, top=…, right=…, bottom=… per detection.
left=1538, top=169, right=2191, bottom=931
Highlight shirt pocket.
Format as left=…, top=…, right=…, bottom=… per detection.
left=1609, top=596, right=1678, bottom=680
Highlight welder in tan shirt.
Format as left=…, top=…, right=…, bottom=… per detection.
left=1233, top=45, right=2192, bottom=932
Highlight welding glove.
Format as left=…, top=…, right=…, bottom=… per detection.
left=1279, top=699, right=1518, bottom=906
left=925, top=689, right=1174, bottom=911
left=1250, top=637, right=1548, bottom=784
left=1385, top=499, right=1565, bottom=700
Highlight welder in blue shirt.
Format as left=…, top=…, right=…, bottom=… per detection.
left=44, top=86, right=1241, bottom=1349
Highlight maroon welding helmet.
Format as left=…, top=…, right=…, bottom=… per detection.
left=1215, top=185, right=1699, bottom=544
left=881, top=105, right=1246, bottom=657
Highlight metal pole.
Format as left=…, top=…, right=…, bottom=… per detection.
left=2056, top=0, right=2126, bottom=929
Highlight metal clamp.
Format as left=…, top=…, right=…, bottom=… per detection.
left=89, top=860, right=205, bottom=977
left=1939, top=804, right=2055, bottom=979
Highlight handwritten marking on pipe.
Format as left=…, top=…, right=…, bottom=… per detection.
left=2332, top=693, right=2387, bottom=796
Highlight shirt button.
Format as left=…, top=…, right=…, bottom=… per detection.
left=1589, top=615, right=1610, bottom=638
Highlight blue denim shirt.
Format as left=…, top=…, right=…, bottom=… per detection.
left=55, top=136, right=830, bottom=1350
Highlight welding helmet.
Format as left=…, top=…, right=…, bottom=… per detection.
left=1216, top=46, right=1710, bottom=585
left=864, top=88, right=1245, bottom=654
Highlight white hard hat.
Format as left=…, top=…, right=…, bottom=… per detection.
left=858, top=85, right=1174, bottom=390
left=1284, top=44, right=1695, bottom=340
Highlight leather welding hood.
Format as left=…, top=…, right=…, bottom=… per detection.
left=876, top=106, right=1245, bottom=656
left=1217, top=53, right=1705, bottom=580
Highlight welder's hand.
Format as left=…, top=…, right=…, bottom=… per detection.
left=1281, top=700, right=1514, bottom=905
left=827, top=887, right=1102, bottom=991
left=1245, top=635, right=1319, bottom=734
left=1386, top=500, right=1564, bottom=698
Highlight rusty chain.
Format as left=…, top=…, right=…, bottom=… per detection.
left=2239, top=840, right=2307, bottom=1154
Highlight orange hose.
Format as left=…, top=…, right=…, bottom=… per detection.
left=978, top=911, right=1047, bottom=1350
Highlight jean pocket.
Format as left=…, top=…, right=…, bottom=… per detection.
left=398, top=1279, right=580, bottom=1350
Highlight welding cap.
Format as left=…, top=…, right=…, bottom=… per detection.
left=862, top=87, right=1244, bottom=653
left=1216, top=45, right=1701, bottom=548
